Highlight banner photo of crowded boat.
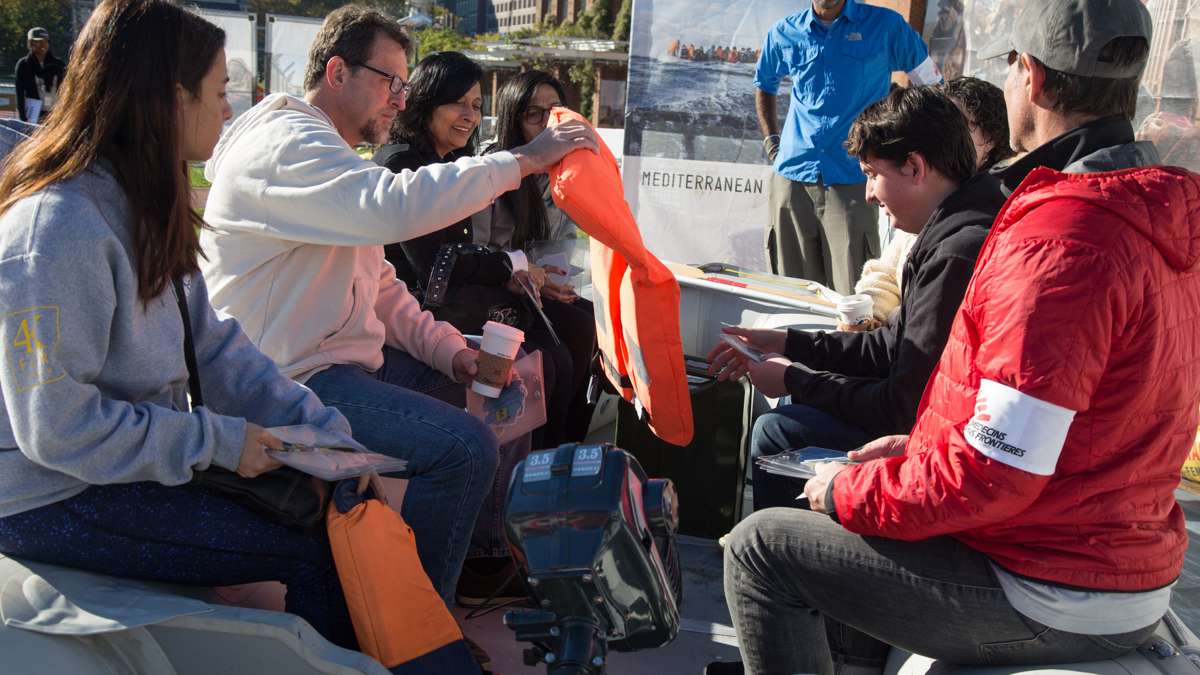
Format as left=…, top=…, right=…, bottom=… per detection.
left=266, top=14, right=324, bottom=97
left=622, top=0, right=797, bottom=271
left=959, top=0, right=1200, bottom=172
left=197, top=9, right=257, bottom=120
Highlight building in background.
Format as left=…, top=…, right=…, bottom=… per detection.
left=453, top=0, right=497, bottom=34
left=453, top=0, right=595, bottom=35
left=466, top=36, right=626, bottom=126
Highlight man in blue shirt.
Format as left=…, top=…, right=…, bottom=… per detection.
left=756, top=0, right=940, bottom=293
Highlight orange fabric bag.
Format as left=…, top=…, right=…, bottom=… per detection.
left=325, top=491, right=462, bottom=667
left=547, top=108, right=694, bottom=446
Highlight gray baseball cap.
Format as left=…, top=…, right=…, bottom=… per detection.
left=979, top=0, right=1152, bottom=79
left=27, top=27, right=49, bottom=41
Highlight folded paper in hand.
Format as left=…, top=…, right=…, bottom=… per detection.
left=264, top=424, right=407, bottom=481
left=755, top=446, right=854, bottom=480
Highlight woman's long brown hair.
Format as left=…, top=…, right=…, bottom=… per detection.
left=493, top=70, right=568, bottom=250
left=0, top=0, right=224, bottom=303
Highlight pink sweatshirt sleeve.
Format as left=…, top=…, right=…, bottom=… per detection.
left=374, top=260, right=468, bottom=380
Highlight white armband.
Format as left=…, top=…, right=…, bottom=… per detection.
left=506, top=249, right=529, bottom=275
left=963, top=379, right=1076, bottom=476
left=907, top=56, right=943, bottom=86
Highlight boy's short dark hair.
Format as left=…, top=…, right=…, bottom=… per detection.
left=304, top=5, right=411, bottom=92
left=1027, top=36, right=1149, bottom=121
left=846, top=86, right=976, bottom=183
left=939, top=77, right=1015, bottom=170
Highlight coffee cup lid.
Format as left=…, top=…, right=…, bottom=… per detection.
left=482, top=321, right=525, bottom=342
left=836, top=294, right=874, bottom=311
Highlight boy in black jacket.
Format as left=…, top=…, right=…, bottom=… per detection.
left=14, top=27, right=66, bottom=124
left=709, top=86, right=1006, bottom=510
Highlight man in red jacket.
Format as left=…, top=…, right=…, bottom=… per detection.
left=718, top=1, right=1200, bottom=674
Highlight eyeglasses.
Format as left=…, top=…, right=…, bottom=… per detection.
left=350, top=61, right=410, bottom=96
left=522, top=104, right=561, bottom=125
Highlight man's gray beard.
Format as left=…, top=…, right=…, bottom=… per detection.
left=359, top=119, right=383, bottom=145
left=812, top=0, right=844, bottom=12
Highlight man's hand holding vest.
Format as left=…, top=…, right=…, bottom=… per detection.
left=511, top=119, right=599, bottom=177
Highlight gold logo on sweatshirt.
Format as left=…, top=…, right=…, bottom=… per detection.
left=5, top=306, right=64, bottom=392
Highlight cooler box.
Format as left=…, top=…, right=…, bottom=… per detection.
left=669, top=261, right=840, bottom=358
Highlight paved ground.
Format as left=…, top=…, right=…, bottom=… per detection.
left=458, top=485, right=1200, bottom=675
left=455, top=535, right=740, bottom=675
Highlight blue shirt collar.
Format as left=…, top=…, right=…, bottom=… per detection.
left=804, top=0, right=860, bottom=29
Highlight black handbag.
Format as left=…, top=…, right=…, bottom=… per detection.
left=173, top=277, right=330, bottom=529
left=429, top=283, right=533, bottom=334
left=422, top=243, right=532, bottom=334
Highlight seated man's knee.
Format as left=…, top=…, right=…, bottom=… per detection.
left=723, top=508, right=794, bottom=577
left=751, top=409, right=802, bottom=459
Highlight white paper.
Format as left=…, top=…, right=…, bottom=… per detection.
left=263, top=424, right=407, bottom=481
left=756, top=447, right=854, bottom=480
left=267, top=447, right=408, bottom=481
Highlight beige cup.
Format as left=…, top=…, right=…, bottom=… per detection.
left=836, top=294, right=875, bottom=327
left=471, top=321, right=525, bottom=398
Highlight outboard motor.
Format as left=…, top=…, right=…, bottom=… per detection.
left=504, top=443, right=682, bottom=674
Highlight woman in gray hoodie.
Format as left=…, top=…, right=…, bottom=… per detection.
left=0, top=0, right=384, bottom=658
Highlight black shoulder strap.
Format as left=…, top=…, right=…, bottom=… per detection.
left=172, top=276, right=204, bottom=410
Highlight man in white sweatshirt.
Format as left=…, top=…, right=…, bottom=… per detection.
left=199, top=5, right=597, bottom=604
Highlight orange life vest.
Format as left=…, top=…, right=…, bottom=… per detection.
left=546, top=109, right=694, bottom=446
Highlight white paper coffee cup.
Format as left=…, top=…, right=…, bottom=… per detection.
left=471, top=321, right=525, bottom=398
left=836, top=294, right=874, bottom=326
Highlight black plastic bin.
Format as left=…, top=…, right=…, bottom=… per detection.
left=614, top=356, right=752, bottom=539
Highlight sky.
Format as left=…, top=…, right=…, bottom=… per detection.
left=632, top=0, right=801, bottom=59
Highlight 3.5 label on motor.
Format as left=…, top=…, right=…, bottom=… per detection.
left=571, top=445, right=604, bottom=477
left=524, top=450, right=556, bottom=482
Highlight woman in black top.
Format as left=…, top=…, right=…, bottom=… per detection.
left=374, top=53, right=593, bottom=450
left=373, top=53, right=521, bottom=314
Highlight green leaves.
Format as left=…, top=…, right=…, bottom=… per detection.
left=0, top=0, right=72, bottom=83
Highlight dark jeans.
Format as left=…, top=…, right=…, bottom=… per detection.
left=724, top=509, right=1158, bottom=675
left=0, top=482, right=356, bottom=646
left=307, top=347, right=509, bottom=596
left=526, top=297, right=597, bottom=449
left=750, top=404, right=873, bottom=510
left=0, top=482, right=480, bottom=674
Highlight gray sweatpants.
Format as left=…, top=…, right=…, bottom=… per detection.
left=766, top=173, right=879, bottom=295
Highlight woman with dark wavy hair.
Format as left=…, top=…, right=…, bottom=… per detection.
left=0, top=2, right=464, bottom=668
left=474, top=69, right=597, bottom=446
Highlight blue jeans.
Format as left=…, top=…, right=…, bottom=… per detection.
left=0, top=482, right=356, bottom=647
left=750, top=403, right=874, bottom=511
left=307, top=347, right=517, bottom=599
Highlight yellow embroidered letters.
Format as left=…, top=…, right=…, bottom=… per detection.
left=5, top=306, right=64, bottom=392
